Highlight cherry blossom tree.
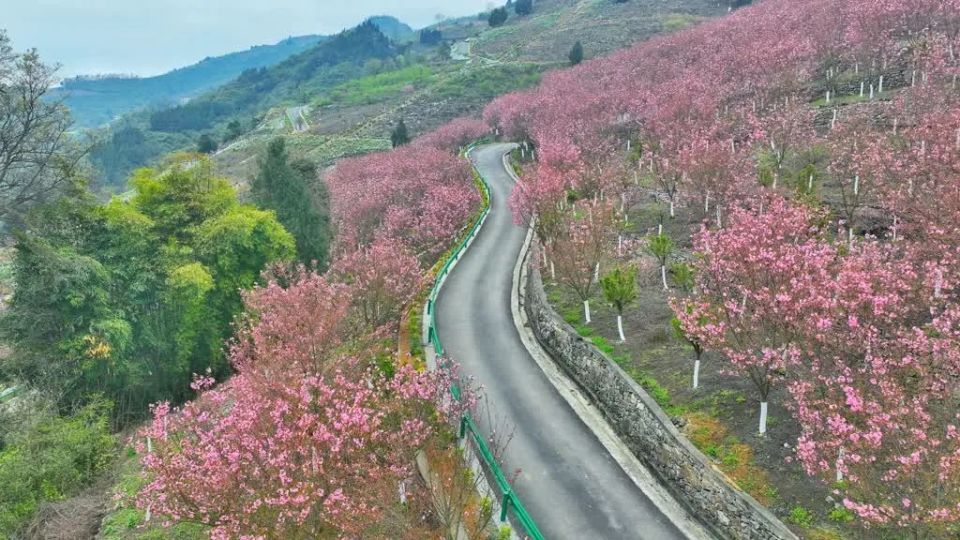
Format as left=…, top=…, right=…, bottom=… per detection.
left=137, top=270, right=469, bottom=539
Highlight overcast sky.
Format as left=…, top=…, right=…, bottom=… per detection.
left=4, top=0, right=491, bottom=78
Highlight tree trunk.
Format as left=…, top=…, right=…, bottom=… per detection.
left=661, top=265, right=669, bottom=290
left=583, top=300, right=591, bottom=324
left=669, top=199, right=675, bottom=218
left=617, top=314, right=625, bottom=342
left=693, top=359, right=701, bottom=389
left=758, top=401, right=769, bottom=435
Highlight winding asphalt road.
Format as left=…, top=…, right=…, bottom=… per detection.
left=434, top=144, right=692, bottom=539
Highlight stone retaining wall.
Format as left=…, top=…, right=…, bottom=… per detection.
left=520, top=245, right=798, bottom=540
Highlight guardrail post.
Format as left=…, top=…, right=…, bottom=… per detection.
left=500, top=491, right=512, bottom=522
left=459, top=416, right=468, bottom=439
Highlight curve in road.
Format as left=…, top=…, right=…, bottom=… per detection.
left=434, top=143, right=697, bottom=539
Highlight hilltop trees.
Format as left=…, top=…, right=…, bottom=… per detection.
left=489, top=7, right=509, bottom=28
left=0, top=31, right=82, bottom=227
left=515, top=0, right=533, bottom=16
left=252, top=138, right=330, bottom=268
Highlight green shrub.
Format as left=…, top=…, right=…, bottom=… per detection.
left=788, top=506, right=815, bottom=527
left=0, top=400, right=116, bottom=536
left=827, top=507, right=855, bottom=523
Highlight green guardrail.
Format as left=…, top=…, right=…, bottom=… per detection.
left=425, top=146, right=545, bottom=540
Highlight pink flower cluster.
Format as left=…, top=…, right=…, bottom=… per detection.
left=480, top=0, right=960, bottom=531
left=137, top=270, right=469, bottom=538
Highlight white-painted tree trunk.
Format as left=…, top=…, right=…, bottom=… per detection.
left=860, top=81, right=865, bottom=97
left=808, top=174, right=814, bottom=192
left=825, top=90, right=831, bottom=104
left=661, top=265, right=669, bottom=290
left=836, top=449, right=844, bottom=482
left=869, top=84, right=875, bottom=99
left=704, top=193, right=710, bottom=213
left=669, top=199, right=675, bottom=218
left=658, top=223, right=663, bottom=235
left=617, top=315, right=626, bottom=342
left=879, top=75, right=884, bottom=93
left=716, top=205, right=722, bottom=228
left=759, top=401, right=769, bottom=435
left=618, top=235, right=623, bottom=257
left=594, top=262, right=600, bottom=282
left=693, top=359, right=701, bottom=389
left=583, top=300, right=591, bottom=324
left=627, top=139, right=631, bottom=152
left=550, top=260, right=556, bottom=280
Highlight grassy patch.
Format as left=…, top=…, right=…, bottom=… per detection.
left=316, top=65, right=434, bottom=107
left=660, top=13, right=702, bottom=32
left=684, top=412, right=776, bottom=505
left=99, top=451, right=208, bottom=540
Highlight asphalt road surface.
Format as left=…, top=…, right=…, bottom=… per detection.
left=434, top=143, right=692, bottom=540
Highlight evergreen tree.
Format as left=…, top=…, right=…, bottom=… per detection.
left=515, top=0, right=533, bottom=16
left=252, top=138, right=331, bottom=268
left=488, top=7, right=509, bottom=27
left=569, top=41, right=584, bottom=65
left=391, top=119, right=410, bottom=147
left=197, top=133, right=218, bottom=154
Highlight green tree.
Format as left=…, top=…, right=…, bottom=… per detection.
left=488, top=7, right=509, bottom=27
left=391, top=118, right=410, bottom=147
left=647, top=233, right=673, bottom=290
left=251, top=138, right=331, bottom=267
left=1, top=156, right=294, bottom=422
left=569, top=41, right=584, bottom=65
left=224, top=119, right=244, bottom=142
left=515, top=0, right=533, bottom=15
left=600, top=265, right=637, bottom=342
left=197, top=133, right=218, bottom=154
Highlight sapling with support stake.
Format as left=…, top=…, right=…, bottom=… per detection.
left=601, top=265, right=638, bottom=342
left=648, top=232, right=674, bottom=291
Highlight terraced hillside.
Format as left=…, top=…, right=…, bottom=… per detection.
left=211, top=0, right=727, bottom=183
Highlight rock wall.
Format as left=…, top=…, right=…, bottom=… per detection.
left=520, top=245, right=798, bottom=540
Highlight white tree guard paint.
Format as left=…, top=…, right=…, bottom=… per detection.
left=583, top=300, right=592, bottom=324
left=693, top=359, right=701, bottom=389
left=617, top=315, right=626, bottom=342
left=661, top=265, right=669, bottom=290
left=759, top=401, right=769, bottom=435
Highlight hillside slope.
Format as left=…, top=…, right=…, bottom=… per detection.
left=211, top=0, right=728, bottom=182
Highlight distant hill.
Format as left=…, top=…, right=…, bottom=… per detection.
left=367, top=16, right=414, bottom=42
left=54, top=16, right=413, bottom=129
left=89, top=19, right=403, bottom=187
left=53, top=35, right=325, bottom=128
